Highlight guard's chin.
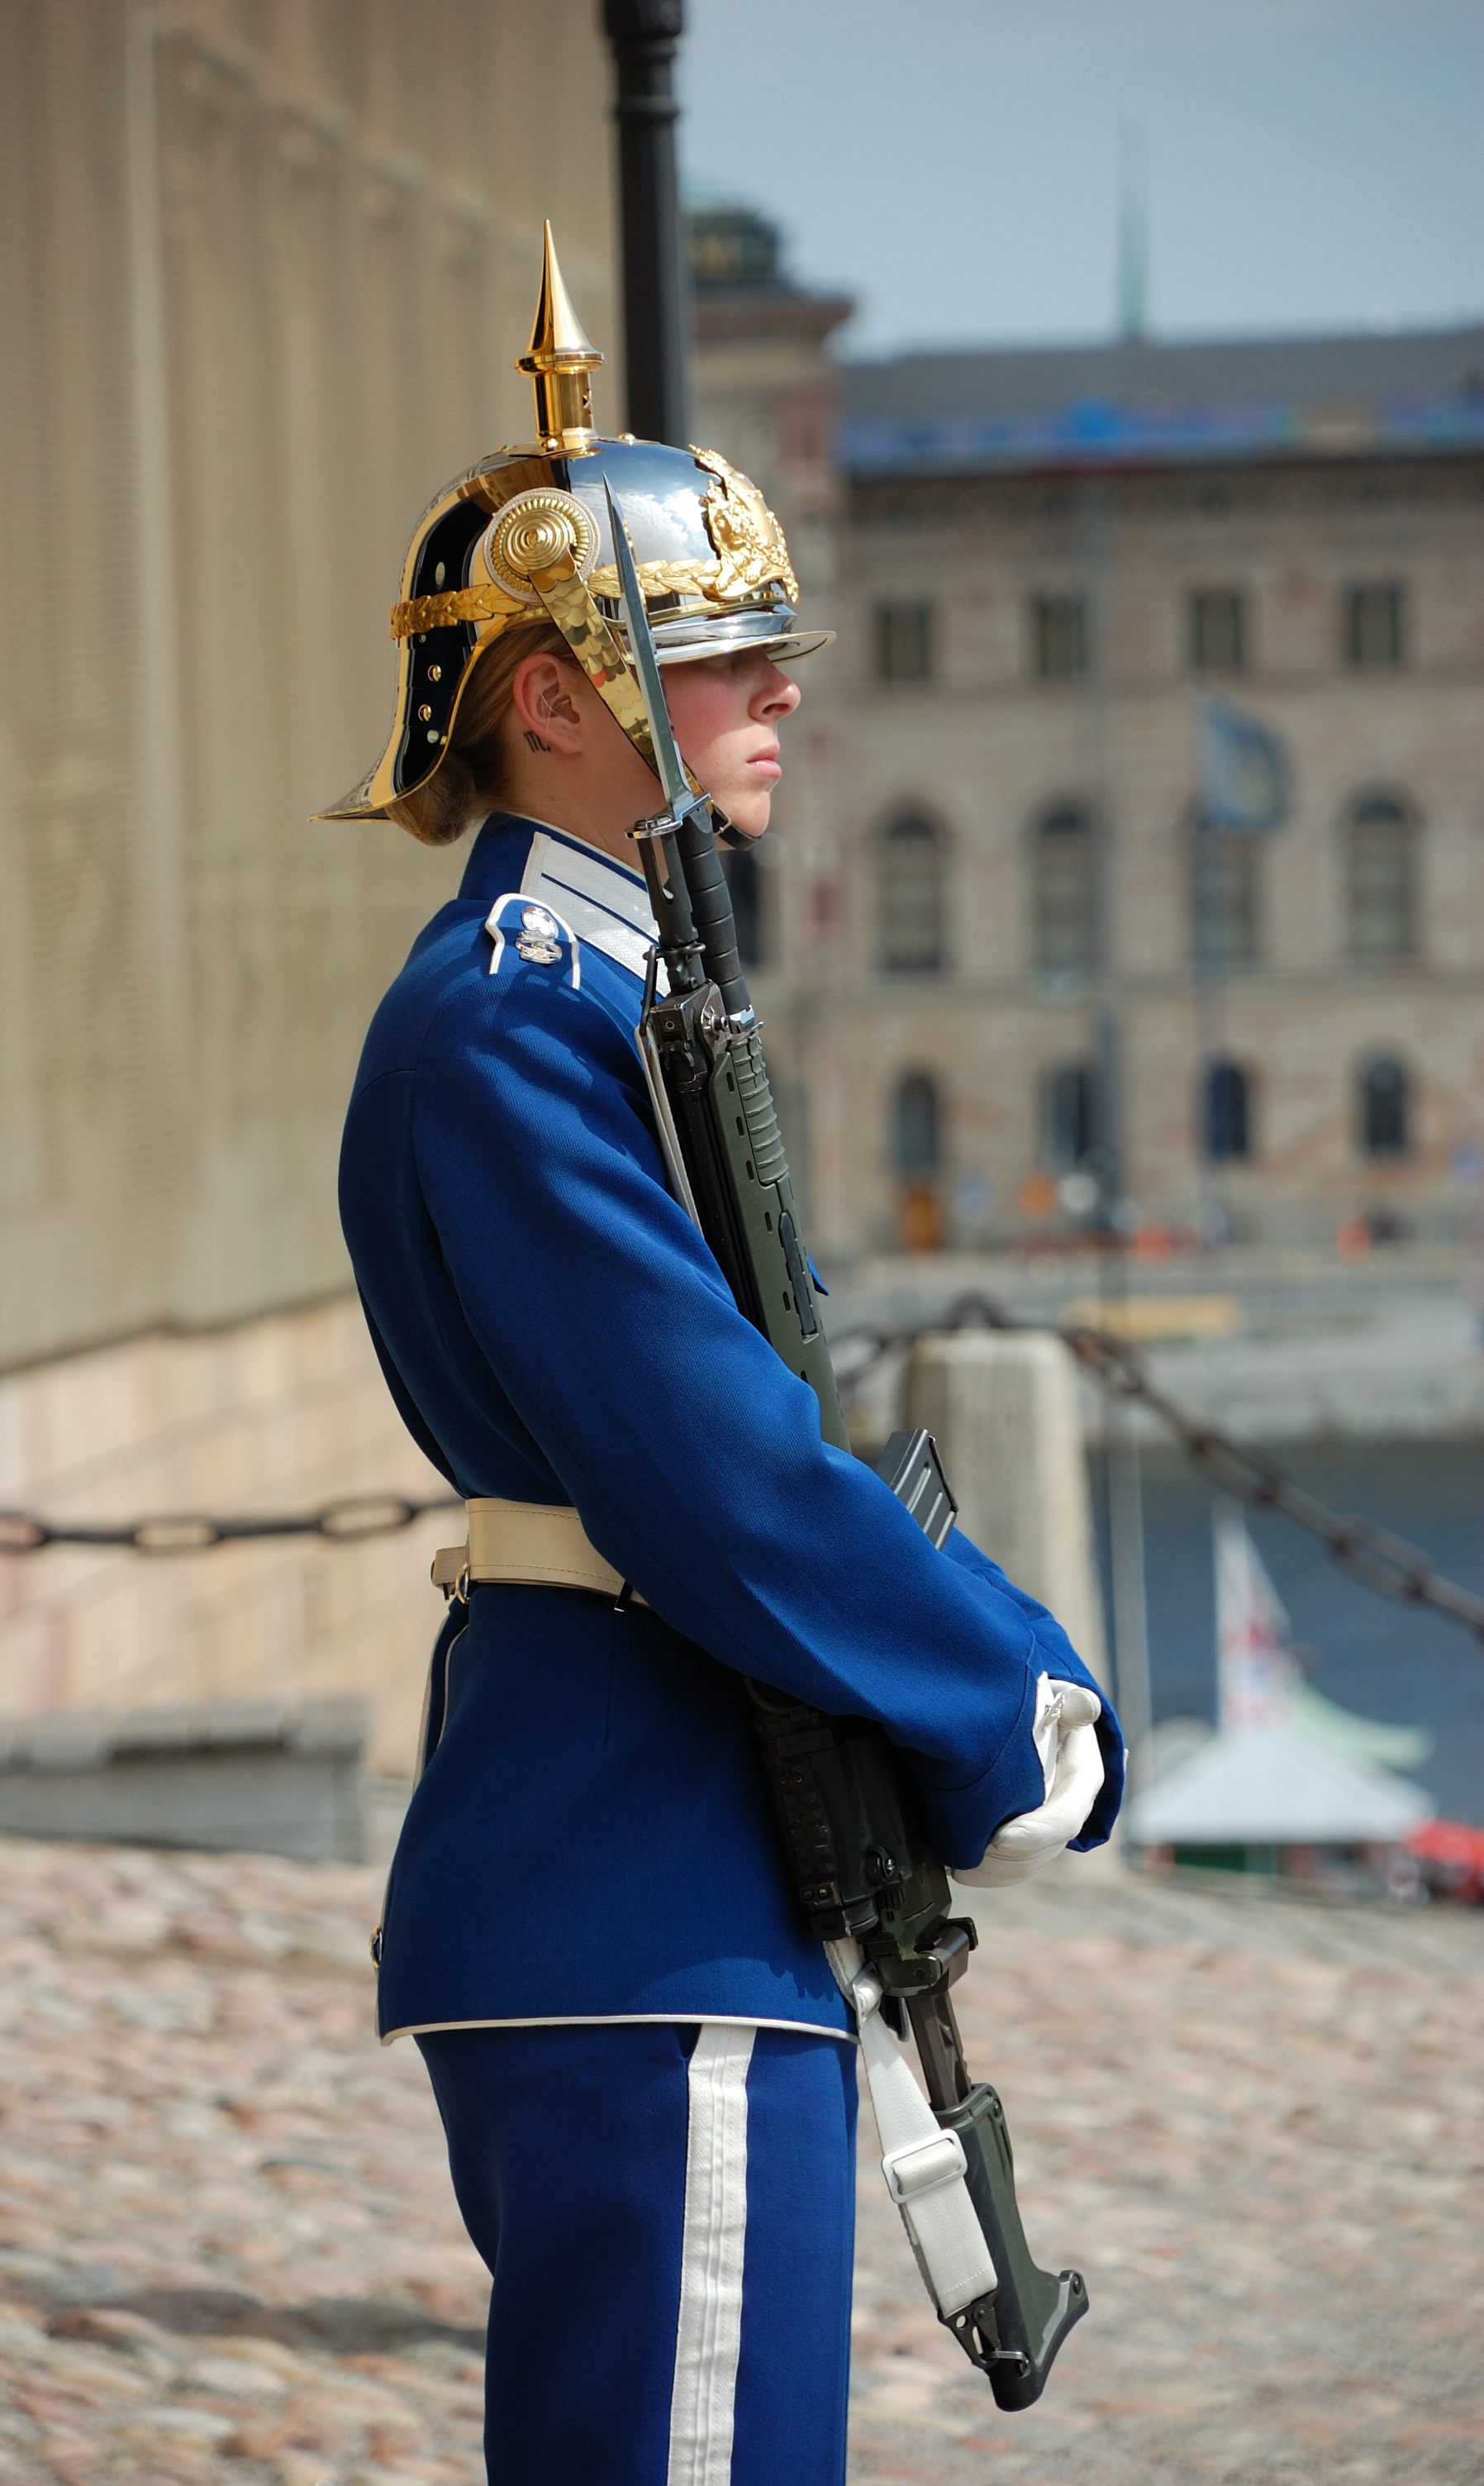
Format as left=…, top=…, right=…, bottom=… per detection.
left=725, top=797, right=772, bottom=842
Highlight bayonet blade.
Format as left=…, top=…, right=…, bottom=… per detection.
left=603, top=477, right=690, bottom=815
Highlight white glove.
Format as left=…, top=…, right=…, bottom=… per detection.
left=954, top=1674, right=1105, bottom=1888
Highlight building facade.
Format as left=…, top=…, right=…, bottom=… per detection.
left=692, top=230, right=1484, bottom=1261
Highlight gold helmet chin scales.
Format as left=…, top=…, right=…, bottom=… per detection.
left=315, top=222, right=831, bottom=824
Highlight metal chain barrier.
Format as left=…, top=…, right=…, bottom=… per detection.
left=2, top=1293, right=1481, bottom=1646
left=830, top=1294, right=1484, bottom=1647
left=0, top=1493, right=459, bottom=1557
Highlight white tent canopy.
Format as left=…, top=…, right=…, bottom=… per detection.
left=1130, top=1722, right=1434, bottom=1847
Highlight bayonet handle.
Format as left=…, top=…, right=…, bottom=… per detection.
left=630, top=814, right=706, bottom=993
left=670, top=796, right=753, bottom=1022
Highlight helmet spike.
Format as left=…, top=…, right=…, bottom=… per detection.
left=518, top=221, right=604, bottom=450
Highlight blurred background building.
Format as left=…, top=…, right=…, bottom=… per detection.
left=689, top=200, right=1484, bottom=1836
left=0, top=0, right=618, bottom=1771
left=692, top=206, right=1484, bottom=1261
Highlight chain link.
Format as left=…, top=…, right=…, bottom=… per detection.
left=2, top=1295, right=1481, bottom=1646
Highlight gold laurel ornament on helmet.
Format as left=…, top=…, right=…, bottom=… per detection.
left=315, top=222, right=832, bottom=823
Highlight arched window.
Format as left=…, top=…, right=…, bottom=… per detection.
left=1344, top=583, right=1406, bottom=669
left=1187, top=588, right=1248, bottom=674
left=721, top=842, right=763, bottom=968
left=875, top=602, right=935, bottom=682
left=894, top=1072, right=941, bottom=1176
left=894, top=1071, right=944, bottom=1249
left=1359, top=1055, right=1410, bottom=1156
left=878, top=814, right=945, bottom=974
left=1044, top=1062, right=1096, bottom=1169
left=1205, top=1060, right=1251, bottom=1160
left=1031, top=807, right=1099, bottom=971
left=1192, top=829, right=1261, bottom=964
left=1345, top=797, right=1417, bottom=960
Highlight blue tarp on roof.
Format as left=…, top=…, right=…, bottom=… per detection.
left=840, top=327, right=1484, bottom=476
left=842, top=391, right=1484, bottom=475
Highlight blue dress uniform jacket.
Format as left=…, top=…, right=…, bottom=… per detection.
left=340, top=813, right=1123, bottom=2043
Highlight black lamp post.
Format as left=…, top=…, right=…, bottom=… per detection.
left=602, top=0, right=692, bottom=446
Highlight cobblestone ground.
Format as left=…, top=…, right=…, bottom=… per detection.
left=855, top=1868, right=1484, bottom=2486
left=0, top=1836, right=1479, bottom=2486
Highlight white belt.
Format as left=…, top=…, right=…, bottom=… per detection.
left=430, top=1498, right=649, bottom=1608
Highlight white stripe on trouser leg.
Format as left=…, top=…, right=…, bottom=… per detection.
left=666, top=2023, right=756, bottom=2486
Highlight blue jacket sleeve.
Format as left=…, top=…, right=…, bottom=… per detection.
left=411, top=956, right=1122, bottom=1864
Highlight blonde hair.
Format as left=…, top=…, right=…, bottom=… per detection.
left=386, top=617, right=576, bottom=846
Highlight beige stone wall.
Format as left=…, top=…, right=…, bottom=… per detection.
left=738, top=450, right=1484, bottom=1255
left=0, top=1298, right=454, bottom=1775
left=0, top=0, right=618, bottom=1371
left=0, top=1, right=616, bottom=1750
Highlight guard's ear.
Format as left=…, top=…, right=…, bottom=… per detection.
left=510, top=652, right=584, bottom=753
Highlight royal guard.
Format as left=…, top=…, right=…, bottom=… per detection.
left=326, top=228, right=1120, bottom=2486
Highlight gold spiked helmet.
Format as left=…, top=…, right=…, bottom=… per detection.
left=317, top=224, right=831, bottom=822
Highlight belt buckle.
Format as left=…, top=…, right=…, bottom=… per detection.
left=430, top=1543, right=471, bottom=1604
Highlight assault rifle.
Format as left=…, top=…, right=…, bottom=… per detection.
left=606, top=485, right=1087, bottom=2410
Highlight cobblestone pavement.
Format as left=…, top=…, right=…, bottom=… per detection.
left=855, top=1866, right=1484, bottom=2485
left=0, top=1836, right=1479, bottom=2486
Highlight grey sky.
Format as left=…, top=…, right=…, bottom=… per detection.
left=678, top=0, right=1484, bottom=356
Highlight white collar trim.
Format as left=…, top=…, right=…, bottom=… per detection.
left=518, top=828, right=664, bottom=988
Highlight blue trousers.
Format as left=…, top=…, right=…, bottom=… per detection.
left=417, top=2021, right=858, bottom=2486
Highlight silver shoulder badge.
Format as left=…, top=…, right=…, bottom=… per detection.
left=484, top=893, right=582, bottom=988
left=516, top=903, right=562, bottom=964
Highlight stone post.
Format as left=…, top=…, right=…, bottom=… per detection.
left=904, top=1331, right=1109, bottom=1691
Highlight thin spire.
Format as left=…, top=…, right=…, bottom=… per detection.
left=518, top=221, right=604, bottom=446
left=1116, top=126, right=1149, bottom=345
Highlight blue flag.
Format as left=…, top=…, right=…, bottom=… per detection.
left=1197, top=698, right=1288, bottom=831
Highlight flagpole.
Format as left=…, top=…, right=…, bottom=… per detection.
left=1194, top=893, right=1230, bottom=1248
left=1192, top=695, right=1290, bottom=1243
left=1080, top=474, right=1154, bottom=1797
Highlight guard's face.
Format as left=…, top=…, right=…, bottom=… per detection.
left=665, top=650, right=801, bottom=841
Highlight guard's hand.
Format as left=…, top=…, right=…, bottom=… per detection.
left=954, top=1675, right=1105, bottom=1888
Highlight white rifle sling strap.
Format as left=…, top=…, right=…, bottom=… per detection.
left=827, top=1943, right=996, bottom=2319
